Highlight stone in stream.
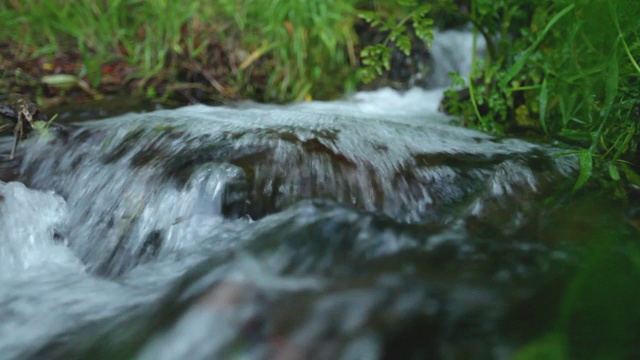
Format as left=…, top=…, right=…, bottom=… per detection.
left=17, top=200, right=577, bottom=360
left=3, top=188, right=637, bottom=360
left=6, top=99, right=577, bottom=276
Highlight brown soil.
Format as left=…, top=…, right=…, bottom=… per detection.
left=0, top=36, right=247, bottom=110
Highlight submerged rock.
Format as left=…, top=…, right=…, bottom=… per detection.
left=21, top=200, right=576, bottom=360
left=8, top=101, right=576, bottom=275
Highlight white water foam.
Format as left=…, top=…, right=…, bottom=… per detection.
left=0, top=182, right=82, bottom=275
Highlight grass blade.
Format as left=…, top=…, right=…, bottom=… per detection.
left=500, top=4, right=574, bottom=89
left=603, top=47, right=619, bottom=119
left=621, top=163, right=640, bottom=187
left=608, top=164, right=620, bottom=181
left=539, top=78, right=549, bottom=134
left=611, top=0, right=640, bottom=75
left=573, top=149, right=593, bottom=191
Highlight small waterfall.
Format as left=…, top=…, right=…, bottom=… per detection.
left=426, top=28, right=487, bottom=88
left=0, top=29, right=592, bottom=360
left=363, top=27, right=487, bottom=90
left=5, top=99, right=575, bottom=278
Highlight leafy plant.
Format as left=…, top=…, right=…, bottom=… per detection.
left=31, top=113, right=58, bottom=142
left=358, top=0, right=435, bottom=83
left=437, top=0, right=640, bottom=189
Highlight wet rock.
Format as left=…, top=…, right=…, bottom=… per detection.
left=9, top=104, right=576, bottom=277
left=0, top=153, right=20, bottom=182
left=21, top=200, right=575, bottom=360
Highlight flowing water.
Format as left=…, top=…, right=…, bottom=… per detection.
left=0, top=32, right=637, bottom=360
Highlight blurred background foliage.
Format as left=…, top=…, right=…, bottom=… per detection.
left=0, top=0, right=365, bottom=102
left=440, top=0, right=639, bottom=188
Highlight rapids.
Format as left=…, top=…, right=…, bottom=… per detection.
left=3, top=30, right=634, bottom=360
left=0, top=84, right=579, bottom=359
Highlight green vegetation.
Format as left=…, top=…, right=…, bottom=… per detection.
left=214, top=0, right=361, bottom=102
left=447, top=0, right=640, bottom=189
left=514, top=194, right=640, bottom=360
left=0, top=0, right=363, bottom=102
left=360, top=0, right=640, bottom=189
left=1, top=0, right=202, bottom=86
left=357, top=1, right=434, bottom=83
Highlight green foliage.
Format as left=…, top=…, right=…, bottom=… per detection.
left=0, top=0, right=201, bottom=84
left=214, top=0, right=361, bottom=102
left=515, top=333, right=567, bottom=360
left=31, top=113, right=58, bottom=142
left=574, top=149, right=593, bottom=191
left=511, top=193, right=640, bottom=359
left=0, top=0, right=361, bottom=102
left=557, top=229, right=640, bottom=359
left=438, top=0, right=640, bottom=189
left=358, top=1, right=434, bottom=83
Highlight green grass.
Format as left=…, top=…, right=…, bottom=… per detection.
left=0, top=0, right=364, bottom=102
left=435, top=0, right=640, bottom=187
left=213, top=0, right=362, bottom=102
left=1, top=0, right=201, bottom=84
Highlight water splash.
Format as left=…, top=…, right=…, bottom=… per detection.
left=428, top=28, right=488, bottom=88
left=0, top=30, right=587, bottom=360
left=0, top=182, right=80, bottom=274
left=9, top=100, right=576, bottom=277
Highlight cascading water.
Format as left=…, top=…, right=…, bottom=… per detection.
left=427, top=28, right=487, bottom=88
left=0, top=31, right=590, bottom=359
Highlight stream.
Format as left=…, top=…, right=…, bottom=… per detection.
left=1, top=31, right=639, bottom=360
